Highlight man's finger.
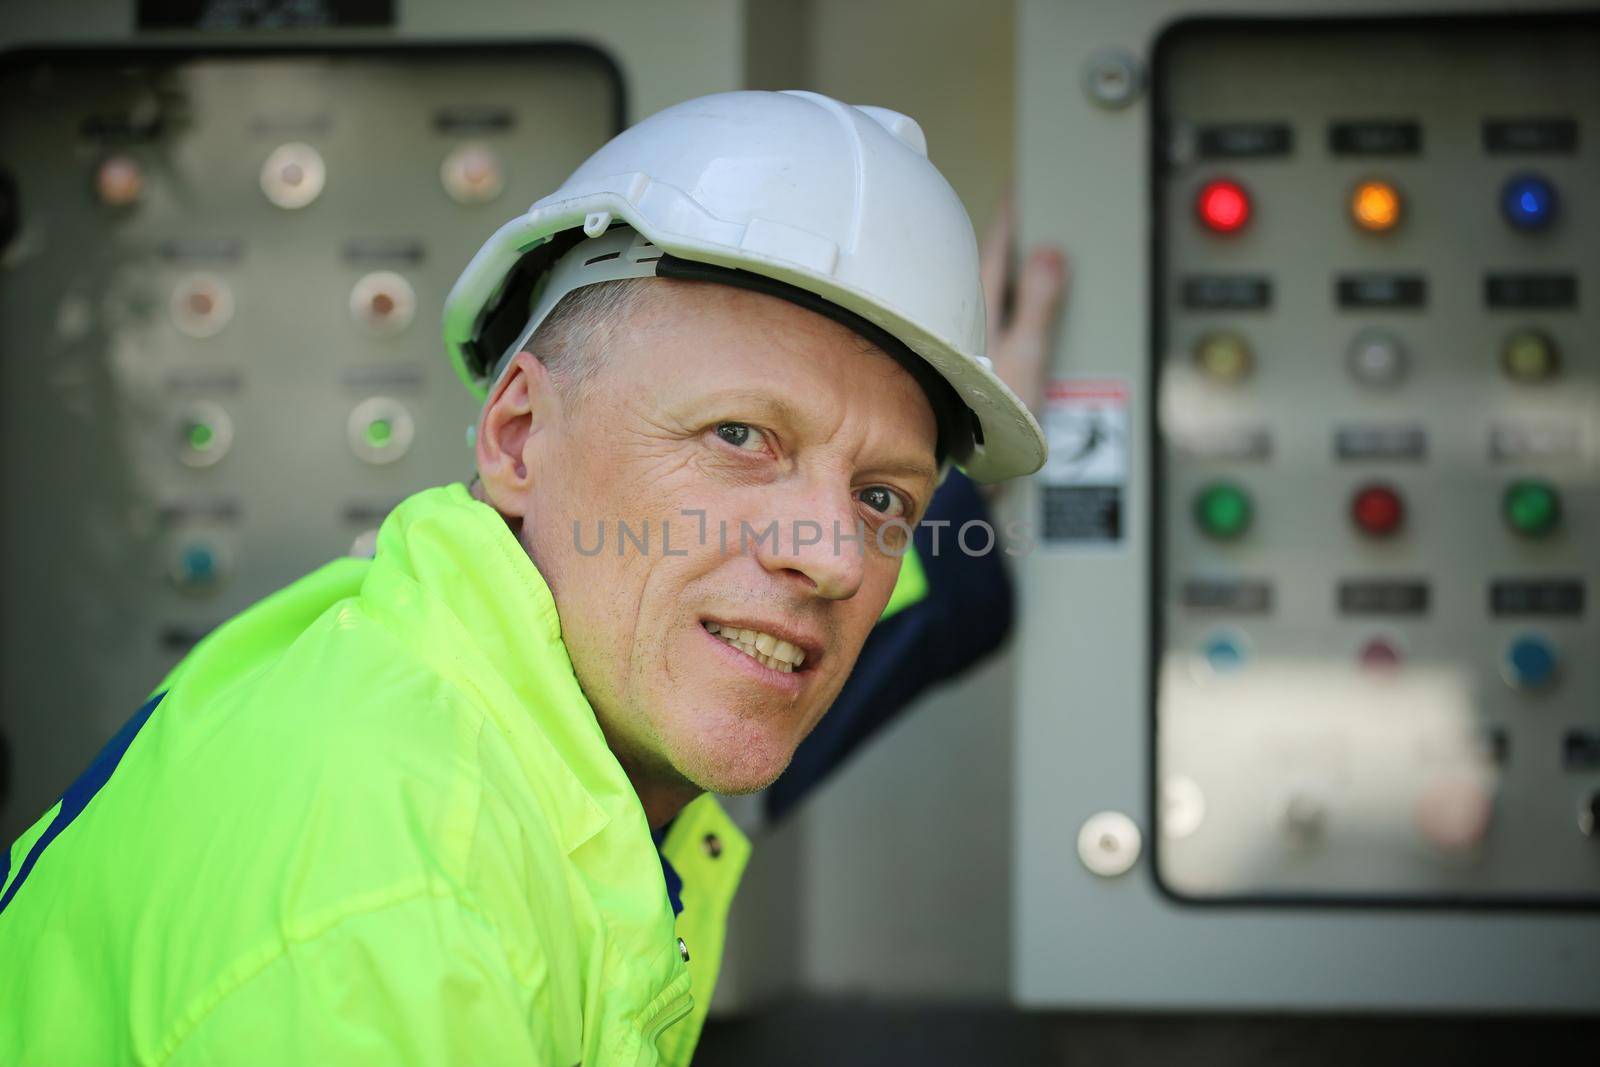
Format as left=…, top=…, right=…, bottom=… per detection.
left=979, top=192, right=1016, bottom=330
left=1010, top=247, right=1068, bottom=337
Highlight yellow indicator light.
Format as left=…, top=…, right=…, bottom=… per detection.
left=1351, top=180, right=1402, bottom=232
left=1501, top=328, right=1558, bottom=382
left=1194, top=332, right=1252, bottom=383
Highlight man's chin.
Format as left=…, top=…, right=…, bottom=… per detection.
left=664, top=728, right=797, bottom=797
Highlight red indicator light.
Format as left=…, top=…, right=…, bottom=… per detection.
left=1197, top=179, right=1251, bottom=234
left=1351, top=484, right=1404, bottom=538
left=1359, top=637, right=1402, bottom=670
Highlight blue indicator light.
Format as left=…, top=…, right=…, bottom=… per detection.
left=182, top=546, right=215, bottom=583
left=1203, top=634, right=1245, bottom=672
left=1501, top=174, right=1557, bottom=231
left=1504, top=634, right=1557, bottom=691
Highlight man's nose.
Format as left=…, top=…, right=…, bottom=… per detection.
left=752, top=483, right=867, bottom=602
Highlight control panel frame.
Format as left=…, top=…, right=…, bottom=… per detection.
left=1145, top=11, right=1600, bottom=912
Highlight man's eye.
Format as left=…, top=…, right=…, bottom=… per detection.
left=714, top=422, right=766, bottom=451
left=857, top=486, right=907, bottom=518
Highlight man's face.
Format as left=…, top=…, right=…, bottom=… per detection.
left=478, top=279, right=939, bottom=801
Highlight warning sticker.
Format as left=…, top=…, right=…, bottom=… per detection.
left=1040, top=379, right=1129, bottom=544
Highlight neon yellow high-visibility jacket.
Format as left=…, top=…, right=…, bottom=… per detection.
left=0, top=483, right=755, bottom=1066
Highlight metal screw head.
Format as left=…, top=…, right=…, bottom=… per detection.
left=1579, top=791, right=1600, bottom=838
left=1077, top=811, right=1142, bottom=877
left=1083, top=49, right=1144, bottom=109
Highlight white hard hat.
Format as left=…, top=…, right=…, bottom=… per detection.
left=442, top=89, right=1046, bottom=483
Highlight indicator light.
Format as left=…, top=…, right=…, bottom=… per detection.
left=348, top=398, right=413, bottom=465
left=350, top=271, right=417, bottom=336
left=441, top=143, right=506, bottom=204
left=1194, top=482, right=1252, bottom=540
left=186, top=421, right=216, bottom=452
left=1346, top=329, right=1406, bottom=387
left=260, top=142, right=326, bottom=210
left=1196, top=178, right=1250, bottom=234
left=1502, top=479, right=1560, bottom=538
left=170, top=273, right=234, bottom=339
left=1203, top=633, right=1245, bottom=672
left=1500, top=173, right=1557, bottom=232
left=170, top=538, right=228, bottom=594
left=182, top=545, right=216, bottom=583
left=1194, top=332, right=1252, bottom=383
left=1503, top=634, right=1557, bottom=691
left=176, top=402, right=232, bottom=468
left=1351, top=483, right=1404, bottom=538
left=1500, top=328, right=1558, bottom=382
left=95, top=155, right=144, bottom=208
left=1350, top=179, right=1402, bottom=232
left=1359, top=637, right=1402, bottom=669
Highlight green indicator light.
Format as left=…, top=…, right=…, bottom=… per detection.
left=365, top=418, right=393, bottom=448
left=1194, top=482, right=1252, bottom=540
left=1503, top=480, right=1559, bottom=538
left=186, top=421, right=215, bottom=451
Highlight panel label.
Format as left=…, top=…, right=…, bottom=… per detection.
left=1329, top=120, right=1421, bottom=156
left=1335, top=425, right=1427, bottom=462
left=343, top=238, right=426, bottom=265
left=1489, top=579, right=1584, bottom=617
left=1489, top=422, right=1582, bottom=463
left=138, top=0, right=395, bottom=29
left=1564, top=730, right=1600, bottom=771
left=1041, top=380, right=1128, bottom=544
left=1182, top=276, right=1272, bottom=311
left=1484, top=118, right=1578, bottom=155
left=1172, top=426, right=1272, bottom=462
left=1181, top=579, right=1273, bottom=613
left=1197, top=123, right=1293, bottom=159
left=1485, top=273, right=1577, bottom=309
left=1336, top=274, right=1426, bottom=309
left=1338, top=579, right=1430, bottom=616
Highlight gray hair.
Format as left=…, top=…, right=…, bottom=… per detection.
left=523, top=277, right=655, bottom=403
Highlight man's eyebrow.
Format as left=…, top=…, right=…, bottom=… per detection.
left=688, top=388, right=938, bottom=483
left=861, top=456, right=940, bottom=487
left=687, top=389, right=814, bottom=428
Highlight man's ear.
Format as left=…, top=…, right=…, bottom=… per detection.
left=475, top=350, right=559, bottom=520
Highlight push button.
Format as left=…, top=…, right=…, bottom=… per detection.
left=1196, top=178, right=1251, bottom=234
left=1346, top=329, right=1406, bottom=387
left=1500, top=173, right=1557, bottom=232
left=1503, top=634, right=1557, bottom=691
left=1194, top=482, right=1252, bottom=540
left=1350, top=178, right=1402, bottom=233
left=1194, top=332, right=1252, bottom=383
left=1350, top=484, right=1404, bottom=538
left=1502, top=479, right=1560, bottom=539
left=1500, top=328, right=1558, bottom=382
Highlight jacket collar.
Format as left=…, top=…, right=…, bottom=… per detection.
left=359, top=482, right=642, bottom=855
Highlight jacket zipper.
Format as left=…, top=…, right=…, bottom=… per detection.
left=641, top=990, right=693, bottom=1044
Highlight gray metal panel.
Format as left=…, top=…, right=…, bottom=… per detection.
left=1015, top=0, right=1600, bottom=1012
left=0, top=46, right=621, bottom=842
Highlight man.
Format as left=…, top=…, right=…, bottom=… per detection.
left=0, top=91, right=1048, bottom=1065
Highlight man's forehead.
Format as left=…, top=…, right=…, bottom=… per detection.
left=597, top=279, right=939, bottom=473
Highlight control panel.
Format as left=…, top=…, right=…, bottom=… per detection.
left=1154, top=19, right=1599, bottom=903
left=1016, top=0, right=1600, bottom=1012
left=0, top=47, right=621, bottom=842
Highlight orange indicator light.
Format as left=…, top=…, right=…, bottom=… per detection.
left=1351, top=179, right=1402, bottom=232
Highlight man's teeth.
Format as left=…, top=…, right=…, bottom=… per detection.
left=703, top=622, right=805, bottom=673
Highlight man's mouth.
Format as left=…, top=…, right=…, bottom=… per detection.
left=701, top=621, right=807, bottom=674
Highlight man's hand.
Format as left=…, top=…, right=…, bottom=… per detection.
left=979, top=193, right=1068, bottom=418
